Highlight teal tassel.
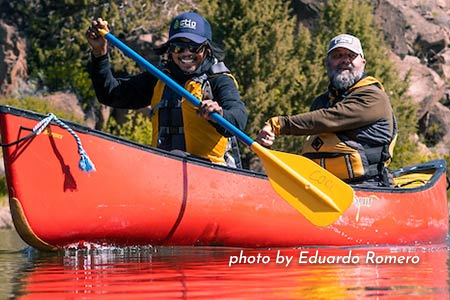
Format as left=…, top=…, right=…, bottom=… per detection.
left=79, top=151, right=96, bottom=173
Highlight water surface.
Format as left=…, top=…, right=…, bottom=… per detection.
left=1, top=230, right=448, bottom=299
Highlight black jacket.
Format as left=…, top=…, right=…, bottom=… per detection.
left=89, top=54, right=247, bottom=137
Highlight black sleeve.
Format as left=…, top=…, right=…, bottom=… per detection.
left=208, top=74, right=248, bottom=137
left=89, top=54, right=158, bottom=109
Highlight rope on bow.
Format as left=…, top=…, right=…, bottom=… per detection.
left=33, top=113, right=96, bottom=173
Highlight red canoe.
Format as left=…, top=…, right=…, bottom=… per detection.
left=0, top=105, right=448, bottom=251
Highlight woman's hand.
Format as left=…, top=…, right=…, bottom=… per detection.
left=198, top=99, right=223, bottom=122
left=86, top=18, right=109, bottom=57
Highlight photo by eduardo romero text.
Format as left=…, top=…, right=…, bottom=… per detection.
left=228, top=250, right=420, bottom=267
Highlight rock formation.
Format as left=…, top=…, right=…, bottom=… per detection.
left=373, top=0, right=449, bottom=155
left=0, top=20, right=28, bottom=97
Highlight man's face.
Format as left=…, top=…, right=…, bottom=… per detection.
left=326, top=48, right=366, bottom=90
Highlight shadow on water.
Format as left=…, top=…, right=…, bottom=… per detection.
left=1, top=229, right=449, bottom=299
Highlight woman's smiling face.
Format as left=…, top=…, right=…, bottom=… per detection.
left=170, top=38, right=208, bottom=73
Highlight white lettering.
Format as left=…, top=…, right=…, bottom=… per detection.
left=366, top=251, right=375, bottom=263
left=300, top=250, right=359, bottom=264
left=180, top=19, right=197, bottom=30
left=285, top=254, right=293, bottom=266
left=308, top=250, right=318, bottom=263
left=228, top=250, right=271, bottom=267
left=229, top=254, right=238, bottom=267
left=247, top=255, right=255, bottom=264
left=298, top=251, right=309, bottom=264
left=276, top=250, right=293, bottom=266
left=365, top=251, right=420, bottom=264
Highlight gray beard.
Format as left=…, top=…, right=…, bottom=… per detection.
left=330, top=68, right=364, bottom=91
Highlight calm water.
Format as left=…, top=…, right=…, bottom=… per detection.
left=1, top=229, right=449, bottom=299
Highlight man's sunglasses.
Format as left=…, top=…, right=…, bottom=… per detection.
left=169, top=42, right=206, bottom=54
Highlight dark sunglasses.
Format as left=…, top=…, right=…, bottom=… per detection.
left=169, top=42, right=206, bottom=54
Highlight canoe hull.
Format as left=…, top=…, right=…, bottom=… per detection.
left=0, top=105, right=448, bottom=250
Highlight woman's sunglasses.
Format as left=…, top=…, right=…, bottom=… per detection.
left=169, top=42, right=206, bottom=54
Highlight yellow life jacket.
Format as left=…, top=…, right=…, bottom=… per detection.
left=301, top=76, right=398, bottom=182
left=150, top=78, right=228, bottom=163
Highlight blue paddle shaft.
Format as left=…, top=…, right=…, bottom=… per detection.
left=103, top=32, right=254, bottom=147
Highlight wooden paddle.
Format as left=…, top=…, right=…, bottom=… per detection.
left=98, top=29, right=354, bottom=226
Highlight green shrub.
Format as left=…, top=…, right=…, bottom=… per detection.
left=106, top=110, right=153, bottom=146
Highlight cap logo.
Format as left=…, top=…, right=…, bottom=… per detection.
left=175, top=18, right=197, bottom=30
left=333, top=36, right=354, bottom=46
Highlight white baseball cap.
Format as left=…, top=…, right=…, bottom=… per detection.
left=327, top=34, right=364, bottom=58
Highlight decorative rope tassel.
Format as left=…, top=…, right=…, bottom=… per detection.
left=34, top=113, right=96, bottom=174
left=78, top=149, right=96, bottom=173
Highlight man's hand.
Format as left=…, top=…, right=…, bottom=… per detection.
left=256, top=124, right=275, bottom=146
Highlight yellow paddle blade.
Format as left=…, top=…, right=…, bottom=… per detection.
left=251, top=143, right=354, bottom=227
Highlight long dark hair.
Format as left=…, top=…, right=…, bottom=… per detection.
left=208, top=40, right=226, bottom=61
